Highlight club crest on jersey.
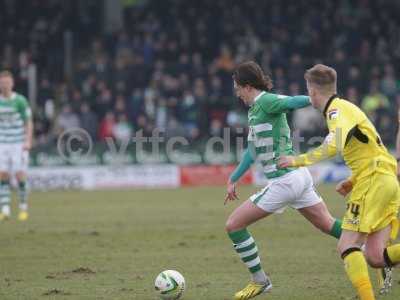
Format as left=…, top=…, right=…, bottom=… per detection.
left=328, top=109, right=339, bottom=120
left=250, top=105, right=260, bottom=114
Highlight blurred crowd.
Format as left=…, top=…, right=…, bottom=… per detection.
left=1, top=0, right=400, bottom=150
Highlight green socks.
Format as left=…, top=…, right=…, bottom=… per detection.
left=18, top=180, right=28, bottom=211
left=329, top=219, right=342, bottom=239
left=228, top=228, right=268, bottom=283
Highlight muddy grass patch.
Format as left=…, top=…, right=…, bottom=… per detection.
left=46, top=267, right=96, bottom=280
left=43, top=289, right=72, bottom=296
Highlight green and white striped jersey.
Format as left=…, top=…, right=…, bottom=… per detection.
left=0, top=92, right=31, bottom=144
left=248, top=91, right=297, bottom=179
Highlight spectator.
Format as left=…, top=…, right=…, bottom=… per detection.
left=287, top=53, right=304, bottom=86
left=95, top=86, right=113, bottom=119
left=155, top=98, right=168, bottom=131
left=98, top=111, right=115, bottom=141
left=37, top=78, right=54, bottom=106
left=345, top=86, right=360, bottom=105
left=179, top=90, right=199, bottom=132
left=2, top=0, right=400, bottom=150
left=361, top=82, right=390, bottom=117
left=381, top=64, right=398, bottom=98
left=344, top=66, right=363, bottom=94
left=55, top=104, right=80, bottom=132
left=113, top=114, right=133, bottom=143
left=114, top=94, right=128, bottom=118
left=80, top=102, right=98, bottom=140
left=165, top=117, right=185, bottom=140
left=70, top=88, right=84, bottom=113
left=209, top=118, right=223, bottom=137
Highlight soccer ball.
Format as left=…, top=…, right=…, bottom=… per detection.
left=154, top=270, right=185, bottom=300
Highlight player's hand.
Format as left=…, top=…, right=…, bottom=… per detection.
left=224, top=180, right=239, bottom=205
left=23, top=140, right=32, bottom=151
left=278, top=155, right=295, bottom=169
left=335, top=179, right=353, bottom=197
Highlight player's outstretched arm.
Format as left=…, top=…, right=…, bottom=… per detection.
left=280, top=95, right=311, bottom=110
left=258, top=94, right=310, bottom=114
left=278, top=131, right=339, bottom=168
left=224, top=146, right=255, bottom=204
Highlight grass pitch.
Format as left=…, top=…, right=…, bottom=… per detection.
left=0, top=185, right=399, bottom=300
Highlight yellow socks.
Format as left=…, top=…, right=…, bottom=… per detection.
left=384, top=244, right=400, bottom=266
left=342, top=248, right=375, bottom=300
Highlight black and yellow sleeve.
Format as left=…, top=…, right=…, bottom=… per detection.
left=292, top=102, right=357, bottom=166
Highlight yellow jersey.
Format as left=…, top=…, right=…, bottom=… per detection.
left=292, top=95, right=397, bottom=184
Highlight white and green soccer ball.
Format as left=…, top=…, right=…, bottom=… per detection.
left=154, top=270, right=185, bottom=300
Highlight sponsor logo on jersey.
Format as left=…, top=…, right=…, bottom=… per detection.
left=345, top=218, right=360, bottom=225
left=328, top=109, right=339, bottom=120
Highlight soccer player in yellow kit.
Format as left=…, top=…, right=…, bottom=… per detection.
left=278, top=64, right=400, bottom=300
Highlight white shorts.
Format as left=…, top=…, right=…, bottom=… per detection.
left=0, top=144, right=29, bottom=173
left=250, top=167, right=322, bottom=213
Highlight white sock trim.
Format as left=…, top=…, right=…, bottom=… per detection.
left=2, top=205, right=10, bottom=216
left=19, top=203, right=28, bottom=211
left=240, top=246, right=258, bottom=259
left=234, top=237, right=255, bottom=249
left=246, top=257, right=261, bottom=268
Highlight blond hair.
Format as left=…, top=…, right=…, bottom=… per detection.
left=304, top=64, right=337, bottom=94
left=0, top=70, right=13, bottom=79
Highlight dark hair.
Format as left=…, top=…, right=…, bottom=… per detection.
left=233, top=61, right=273, bottom=91
left=304, top=64, right=337, bottom=89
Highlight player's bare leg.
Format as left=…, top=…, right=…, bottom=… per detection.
left=0, top=171, right=11, bottom=220
left=226, top=200, right=271, bottom=232
left=297, top=201, right=340, bottom=237
left=226, top=200, right=273, bottom=300
left=363, top=226, right=391, bottom=267
left=364, top=225, right=395, bottom=294
left=299, top=199, right=393, bottom=293
left=15, top=170, right=28, bottom=221
left=338, top=230, right=375, bottom=300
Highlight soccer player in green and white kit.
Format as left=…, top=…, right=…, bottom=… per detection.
left=0, top=71, right=33, bottom=221
left=224, top=61, right=343, bottom=300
